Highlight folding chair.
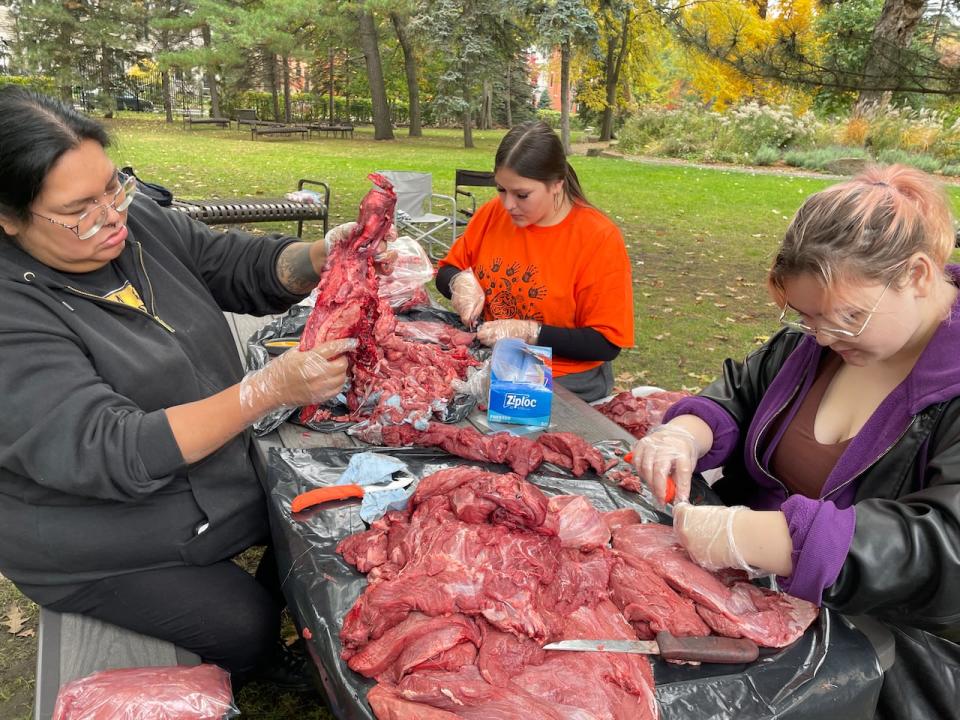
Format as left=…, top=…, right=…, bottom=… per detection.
left=378, top=171, right=456, bottom=260
left=453, top=169, right=497, bottom=237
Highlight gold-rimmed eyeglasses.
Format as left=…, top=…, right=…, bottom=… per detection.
left=778, top=280, right=892, bottom=340
left=30, top=173, right=138, bottom=240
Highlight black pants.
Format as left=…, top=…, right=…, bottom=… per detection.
left=46, top=548, right=285, bottom=676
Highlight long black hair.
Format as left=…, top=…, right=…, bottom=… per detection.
left=494, top=121, right=591, bottom=207
left=0, top=87, right=111, bottom=226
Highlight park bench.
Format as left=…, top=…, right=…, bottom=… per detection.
left=184, top=114, right=231, bottom=130
left=308, top=121, right=354, bottom=139
left=169, top=178, right=330, bottom=237
left=250, top=124, right=309, bottom=140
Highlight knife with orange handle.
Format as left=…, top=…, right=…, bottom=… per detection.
left=291, top=476, right=413, bottom=513
left=622, top=452, right=677, bottom=504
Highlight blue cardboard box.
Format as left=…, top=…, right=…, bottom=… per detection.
left=487, top=338, right=553, bottom=427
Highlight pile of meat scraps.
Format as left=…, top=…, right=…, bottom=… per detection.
left=595, top=390, right=691, bottom=439
left=298, top=174, right=478, bottom=427
left=337, top=466, right=819, bottom=719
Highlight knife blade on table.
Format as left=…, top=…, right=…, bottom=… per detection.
left=543, top=631, right=759, bottom=664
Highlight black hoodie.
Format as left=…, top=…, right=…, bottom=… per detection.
left=0, top=195, right=304, bottom=603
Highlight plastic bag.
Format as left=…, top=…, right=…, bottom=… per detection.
left=376, top=235, right=434, bottom=312
left=284, top=189, right=324, bottom=205
left=52, top=664, right=237, bottom=720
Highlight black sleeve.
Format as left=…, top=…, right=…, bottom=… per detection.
left=435, top=264, right=461, bottom=299
left=538, top=325, right=622, bottom=362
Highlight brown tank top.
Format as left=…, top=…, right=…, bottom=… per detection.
left=769, top=352, right=852, bottom=499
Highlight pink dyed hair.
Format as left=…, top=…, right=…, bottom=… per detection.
left=768, top=164, right=955, bottom=305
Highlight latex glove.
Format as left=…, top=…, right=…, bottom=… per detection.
left=631, top=424, right=701, bottom=505
left=239, top=337, right=357, bottom=415
left=450, top=269, right=484, bottom=327
left=672, top=504, right=754, bottom=573
left=477, top=319, right=540, bottom=346
left=322, top=221, right=397, bottom=275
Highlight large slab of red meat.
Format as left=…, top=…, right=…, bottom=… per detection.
left=596, top=390, right=691, bottom=439
left=337, top=466, right=819, bottom=719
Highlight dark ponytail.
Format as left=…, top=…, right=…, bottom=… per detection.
left=0, top=87, right=111, bottom=226
left=494, top=121, right=592, bottom=207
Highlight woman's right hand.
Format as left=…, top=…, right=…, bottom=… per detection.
left=450, top=269, right=485, bottom=327
left=631, top=422, right=703, bottom=504
left=239, top=337, right=357, bottom=415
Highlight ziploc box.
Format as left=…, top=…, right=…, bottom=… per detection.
left=487, top=337, right=553, bottom=427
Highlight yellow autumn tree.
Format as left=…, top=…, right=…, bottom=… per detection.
left=676, top=0, right=820, bottom=110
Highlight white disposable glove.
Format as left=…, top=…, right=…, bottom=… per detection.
left=476, top=319, right=540, bottom=346
left=672, top=504, right=754, bottom=573
left=631, top=423, right=701, bottom=504
left=450, top=269, right=484, bottom=328
left=239, top=338, right=357, bottom=416
left=324, top=221, right=397, bottom=275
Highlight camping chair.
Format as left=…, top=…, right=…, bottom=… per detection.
left=453, top=169, right=497, bottom=237
left=378, top=171, right=456, bottom=260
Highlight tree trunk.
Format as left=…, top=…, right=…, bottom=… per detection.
left=283, top=53, right=292, bottom=123
left=560, top=40, right=571, bottom=154
left=480, top=79, right=493, bottom=129
left=357, top=10, right=394, bottom=140
left=601, top=9, right=631, bottom=141
left=200, top=23, right=220, bottom=118
left=390, top=12, right=421, bottom=137
left=328, top=47, right=335, bottom=120
left=855, top=0, right=926, bottom=110
left=462, top=77, right=474, bottom=148
left=267, top=52, right=281, bottom=121
left=99, top=43, right=115, bottom=117
left=505, top=60, right=512, bottom=127
left=162, top=68, right=173, bottom=123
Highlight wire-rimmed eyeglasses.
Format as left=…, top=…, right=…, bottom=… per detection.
left=30, top=173, right=138, bottom=240
left=778, top=279, right=892, bottom=340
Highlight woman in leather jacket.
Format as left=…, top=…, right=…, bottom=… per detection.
left=631, top=165, right=960, bottom=719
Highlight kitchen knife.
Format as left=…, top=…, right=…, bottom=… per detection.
left=543, top=631, right=759, bottom=664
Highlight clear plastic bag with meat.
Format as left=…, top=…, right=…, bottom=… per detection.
left=377, top=235, right=434, bottom=313
left=51, top=664, right=238, bottom=720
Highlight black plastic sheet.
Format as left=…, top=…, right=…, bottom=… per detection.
left=264, top=445, right=883, bottom=720
left=245, top=305, right=479, bottom=435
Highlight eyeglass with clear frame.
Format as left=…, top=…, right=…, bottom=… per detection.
left=30, top=173, right=138, bottom=240
left=778, top=279, right=893, bottom=340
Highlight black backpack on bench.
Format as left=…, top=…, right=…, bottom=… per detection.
left=121, top=166, right=174, bottom=207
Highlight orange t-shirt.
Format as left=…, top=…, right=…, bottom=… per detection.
left=439, top=198, right=634, bottom=376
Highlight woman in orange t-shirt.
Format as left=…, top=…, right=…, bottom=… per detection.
left=436, top=121, right=634, bottom=402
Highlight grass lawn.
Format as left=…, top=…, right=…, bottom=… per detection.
left=3, top=116, right=960, bottom=719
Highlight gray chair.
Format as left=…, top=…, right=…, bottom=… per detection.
left=378, top=171, right=456, bottom=260
left=34, top=608, right=200, bottom=720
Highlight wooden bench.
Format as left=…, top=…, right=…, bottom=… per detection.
left=250, top=124, right=308, bottom=140
left=170, top=178, right=330, bottom=237
left=307, top=122, right=354, bottom=139
left=34, top=609, right=201, bottom=720
left=185, top=115, right=231, bottom=130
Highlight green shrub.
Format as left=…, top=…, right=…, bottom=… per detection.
left=875, top=148, right=942, bottom=173
left=783, top=146, right=869, bottom=171
left=752, top=146, right=780, bottom=166
left=715, top=102, right=821, bottom=155
left=0, top=75, right=58, bottom=96
left=536, top=109, right=561, bottom=129
left=940, top=163, right=960, bottom=177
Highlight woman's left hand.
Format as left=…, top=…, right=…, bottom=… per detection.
left=477, top=319, right=540, bottom=346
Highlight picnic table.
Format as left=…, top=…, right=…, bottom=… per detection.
left=224, top=313, right=889, bottom=720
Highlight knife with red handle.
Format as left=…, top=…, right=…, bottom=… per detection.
left=543, top=631, right=759, bottom=664
left=622, top=452, right=676, bottom=504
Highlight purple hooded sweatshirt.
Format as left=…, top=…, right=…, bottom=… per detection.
left=665, top=266, right=960, bottom=604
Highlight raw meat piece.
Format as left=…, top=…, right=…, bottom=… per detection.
left=612, top=523, right=818, bottom=647
left=368, top=684, right=465, bottom=720
left=347, top=612, right=480, bottom=682
left=475, top=620, right=546, bottom=686
left=538, top=432, right=617, bottom=476
left=544, top=495, right=611, bottom=550
left=603, top=508, right=642, bottom=533
left=596, top=390, right=691, bottom=439
left=394, top=320, right=476, bottom=348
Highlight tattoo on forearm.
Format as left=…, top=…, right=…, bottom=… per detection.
left=276, top=242, right=319, bottom=294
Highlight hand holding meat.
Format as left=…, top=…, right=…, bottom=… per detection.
left=673, top=504, right=754, bottom=572
left=239, top=337, right=357, bottom=415
left=631, top=423, right=701, bottom=504
left=477, top=319, right=539, bottom=346
left=450, top=269, right=485, bottom=327
left=323, top=221, right=396, bottom=276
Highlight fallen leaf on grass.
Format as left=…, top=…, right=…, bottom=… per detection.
left=4, top=605, right=25, bottom=634
left=18, top=628, right=35, bottom=638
